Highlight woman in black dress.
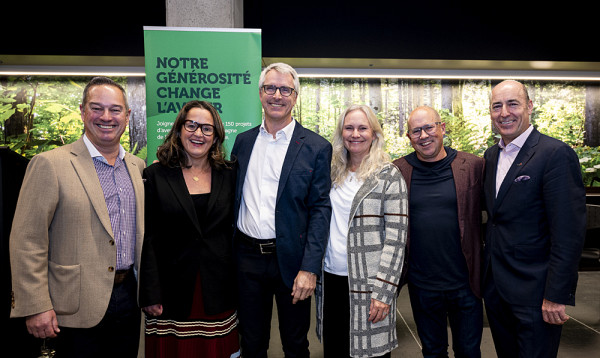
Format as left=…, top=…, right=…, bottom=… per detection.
left=140, top=100, right=239, bottom=357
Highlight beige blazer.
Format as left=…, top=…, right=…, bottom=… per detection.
left=10, top=137, right=145, bottom=328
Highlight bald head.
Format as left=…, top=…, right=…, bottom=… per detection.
left=406, top=106, right=447, bottom=162
left=407, top=106, right=441, bottom=131
left=490, top=80, right=533, bottom=144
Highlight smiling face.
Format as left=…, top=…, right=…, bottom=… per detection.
left=342, top=109, right=374, bottom=164
left=407, top=107, right=447, bottom=162
left=259, top=69, right=297, bottom=128
left=80, top=84, right=130, bottom=155
left=180, top=107, right=215, bottom=163
left=490, top=80, right=533, bottom=145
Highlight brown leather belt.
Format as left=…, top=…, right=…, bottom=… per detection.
left=237, top=231, right=276, bottom=254
left=114, top=267, right=133, bottom=285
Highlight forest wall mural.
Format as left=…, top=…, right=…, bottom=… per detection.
left=2, top=76, right=600, bottom=186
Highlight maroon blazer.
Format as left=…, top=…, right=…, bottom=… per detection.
left=393, top=150, right=484, bottom=298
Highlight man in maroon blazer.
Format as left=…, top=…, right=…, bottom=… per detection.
left=393, top=106, right=484, bottom=357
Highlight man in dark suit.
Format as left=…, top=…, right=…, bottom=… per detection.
left=231, top=62, right=332, bottom=358
left=394, top=106, right=484, bottom=357
left=483, top=80, right=586, bottom=357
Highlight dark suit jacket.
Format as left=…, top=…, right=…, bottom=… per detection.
left=139, top=162, right=237, bottom=318
left=483, top=128, right=586, bottom=306
left=394, top=150, right=484, bottom=298
left=232, top=121, right=333, bottom=288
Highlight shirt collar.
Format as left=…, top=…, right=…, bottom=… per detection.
left=83, top=134, right=125, bottom=164
left=259, top=118, right=296, bottom=140
left=499, top=124, right=534, bottom=150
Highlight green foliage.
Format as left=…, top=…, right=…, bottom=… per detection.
left=1, top=76, right=133, bottom=159
left=294, top=79, right=598, bottom=188
left=2, top=76, right=598, bottom=188
left=534, top=99, right=585, bottom=147
left=441, top=109, right=494, bottom=157
left=574, top=146, right=600, bottom=186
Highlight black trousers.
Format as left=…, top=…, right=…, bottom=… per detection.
left=54, top=270, right=141, bottom=358
left=483, top=270, right=562, bottom=358
left=322, top=271, right=390, bottom=358
left=236, top=238, right=312, bottom=358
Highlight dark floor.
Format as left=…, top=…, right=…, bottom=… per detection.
left=267, top=270, right=600, bottom=357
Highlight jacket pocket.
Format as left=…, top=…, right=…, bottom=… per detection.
left=513, top=244, right=549, bottom=260
left=48, top=261, right=81, bottom=315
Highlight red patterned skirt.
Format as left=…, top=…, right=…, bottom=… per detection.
left=145, top=274, right=240, bottom=358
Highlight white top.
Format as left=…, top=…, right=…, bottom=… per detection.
left=82, top=134, right=125, bottom=162
left=237, top=119, right=296, bottom=239
left=496, top=125, right=534, bottom=196
left=324, top=171, right=363, bottom=276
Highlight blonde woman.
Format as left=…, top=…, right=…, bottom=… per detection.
left=316, top=104, right=408, bottom=357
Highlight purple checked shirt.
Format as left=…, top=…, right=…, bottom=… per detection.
left=84, top=135, right=137, bottom=270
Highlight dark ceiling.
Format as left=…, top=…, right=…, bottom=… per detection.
left=3, top=1, right=597, bottom=62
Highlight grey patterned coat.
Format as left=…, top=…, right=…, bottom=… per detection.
left=316, top=163, right=408, bottom=357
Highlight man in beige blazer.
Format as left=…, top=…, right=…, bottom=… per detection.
left=10, top=77, right=145, bottom=357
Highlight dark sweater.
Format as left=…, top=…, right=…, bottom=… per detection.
left=405, top=147, right=469, bottom=290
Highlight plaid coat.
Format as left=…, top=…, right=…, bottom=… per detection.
left=316, top=163, right=408, bottom=357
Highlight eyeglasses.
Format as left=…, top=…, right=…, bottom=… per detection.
left=183, top=120, right=215, bottom=136
left=262, top=85, right=296, bottom=97
left=408, top=122, right=442, bottom=138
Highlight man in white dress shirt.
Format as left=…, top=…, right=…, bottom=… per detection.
left=231, top=63, right=332, bottom=358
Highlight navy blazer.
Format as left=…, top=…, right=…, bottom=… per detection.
left=139, top=163, right=237, bottom=318
left=483, top=128, right=586, bottom=306
left=232, top=121, right=333, bottom=288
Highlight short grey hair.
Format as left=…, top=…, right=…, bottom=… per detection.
left=258, top=62, right=300, bottom=95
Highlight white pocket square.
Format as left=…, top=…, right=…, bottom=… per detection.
left=514, top=175, right=530, bottom=182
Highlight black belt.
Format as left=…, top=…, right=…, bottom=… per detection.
left=114, top=267, right=133, bottom=285
left=237, top=231, right=276, bottom=254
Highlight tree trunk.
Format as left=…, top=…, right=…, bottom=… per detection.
left=398, top=80, right=406, bottom=133
left=343, top=79, right=352, bottom=108
left=441, top=80, right=453, bottom=111
left=368, top=78, right=382, bottom=115
left=315, top=80, right=321, bottom=134
left=584, top=84, right=600, bottom=147
left=4, top=88, right=27, bottom=138
left=126, top=77, right=147, bottom=154
left=452, top=81, right=464, bottom=120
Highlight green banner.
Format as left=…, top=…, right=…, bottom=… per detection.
left=143, top=27, right=262, bottom=163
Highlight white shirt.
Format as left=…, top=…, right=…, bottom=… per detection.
left=324, top=171, right=363, bottom=276
left=237, top=119, right=296, bottom=239
left=82, top=134, right=125, bottom=162
left=496, top=125, right=534, bottom=196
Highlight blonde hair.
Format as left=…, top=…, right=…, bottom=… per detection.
left=331, top=104, right=390, bottom=187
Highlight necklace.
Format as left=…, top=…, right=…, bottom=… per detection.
left=187, top=165, right=210, bottom=182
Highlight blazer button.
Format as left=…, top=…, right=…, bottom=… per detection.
left=109, top=239, right=115, bottom=245
left=108, top=266, right=115, bottom=272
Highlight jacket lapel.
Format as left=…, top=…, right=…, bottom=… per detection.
left=277, top=121, right=304, bottom=203
left=166, top=167, right=203, bottom=236
left=493, top=129, right=540, bottom=211
left=485, top=145, right=500, bottom=215
left=70, top=138, right=114, bottom=238
left=349, top=167, right=382, bottom=221
left=205, top=168, right=223, bottom=224
left=235, top=126, right=260, bottom=201
left=123, top=152, right=145, bottom=265
left=451, top=156, right=468, bottom=239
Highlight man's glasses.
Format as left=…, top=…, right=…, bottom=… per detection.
left=408, top=122, right=442, bottom=138
left=262, top=85, right=295, bottom=97
left=183, top=120, right=215, bottom=136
